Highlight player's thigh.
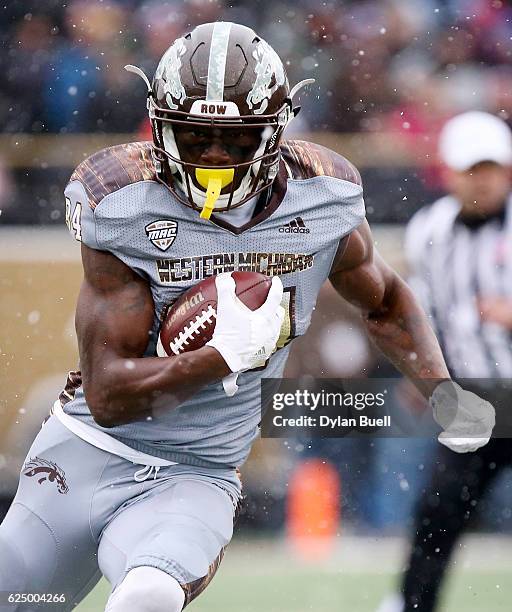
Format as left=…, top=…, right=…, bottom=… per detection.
left=98, top=477, right=238, bottom=607
left=0, top=416, right=109, bottom=611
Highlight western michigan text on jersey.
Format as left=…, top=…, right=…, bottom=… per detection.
left=156, top=252, right=315, bottom=283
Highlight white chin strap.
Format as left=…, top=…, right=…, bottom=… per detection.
left=162, top=125, right=275, bottom=209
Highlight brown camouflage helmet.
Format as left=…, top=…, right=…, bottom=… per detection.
left=126, top=22, right=313, bottom=213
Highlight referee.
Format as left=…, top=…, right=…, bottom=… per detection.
left=378, top=111, right=512, bottom=612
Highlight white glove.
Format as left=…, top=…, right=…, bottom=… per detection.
left=206, top=272, right=285, bottom=396
left=429, top=381, right=496, bottom=453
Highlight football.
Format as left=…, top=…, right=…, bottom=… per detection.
left=156, top=272, right=272, bottom=357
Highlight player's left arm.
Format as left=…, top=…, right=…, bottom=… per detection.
left=329, top=220, right=449, bottom=397
left=329, top=220, right=495, bottom=452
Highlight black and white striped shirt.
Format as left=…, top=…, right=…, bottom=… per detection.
left=405, top=194, right=512, bottom=378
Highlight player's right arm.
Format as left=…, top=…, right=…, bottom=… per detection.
left=77, top=245, right=284, bottom=427
left=66, top=160, right=283, bottom=426
left=77, top=244, right=232, bottom=427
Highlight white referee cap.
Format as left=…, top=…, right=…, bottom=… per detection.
left=439, top=111, right=512, bottom=171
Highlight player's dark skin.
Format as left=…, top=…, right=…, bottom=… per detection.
left=77, top=244, right=232, bottom=427
left=172, top=125, right=264, bottom=193
left=79, top=133, right=450, bottom=427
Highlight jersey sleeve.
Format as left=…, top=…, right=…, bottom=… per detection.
left=281, top=140, right=366, bottom=238
left=340, top=175, right=365, bottom=227
left=326, top=160, right=365, bottom=242
left=331, top=151, right=365, bottom=230
left=64, top=179, right=101, bottom=250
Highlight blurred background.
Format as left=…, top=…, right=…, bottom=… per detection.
left=1, top=0, right=512, bottom=610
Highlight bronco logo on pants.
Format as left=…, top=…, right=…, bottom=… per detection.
left=23, top=457, right=69, bottom=494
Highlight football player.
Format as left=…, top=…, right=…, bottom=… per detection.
left=0, top=22, right=495, bottom=612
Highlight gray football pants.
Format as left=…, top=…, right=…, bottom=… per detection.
left=0, top=415, right=241, bottom=611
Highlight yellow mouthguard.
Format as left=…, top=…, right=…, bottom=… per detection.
left=195, top=168, right=235, bottom=220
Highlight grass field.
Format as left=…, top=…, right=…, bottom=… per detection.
left=76, top=534, right=512, bottom=611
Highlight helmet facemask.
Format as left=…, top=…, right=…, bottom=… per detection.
left=150, top=101, right=292, bottom=217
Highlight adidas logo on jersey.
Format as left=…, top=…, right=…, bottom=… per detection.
left=279, top=217, right=310, bottom=234
left=145, top=219, right=178, bottom=252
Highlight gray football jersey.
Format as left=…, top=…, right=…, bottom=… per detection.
left=61, top=140, right=365, bottom=468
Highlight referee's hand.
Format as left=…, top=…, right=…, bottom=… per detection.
left=429, top=381, right=496, bottom=453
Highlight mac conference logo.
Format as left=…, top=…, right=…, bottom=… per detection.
left=145, top=219, right=178, bottom=252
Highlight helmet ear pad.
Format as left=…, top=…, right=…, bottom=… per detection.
left=159, top=124, right=179, bottom=174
